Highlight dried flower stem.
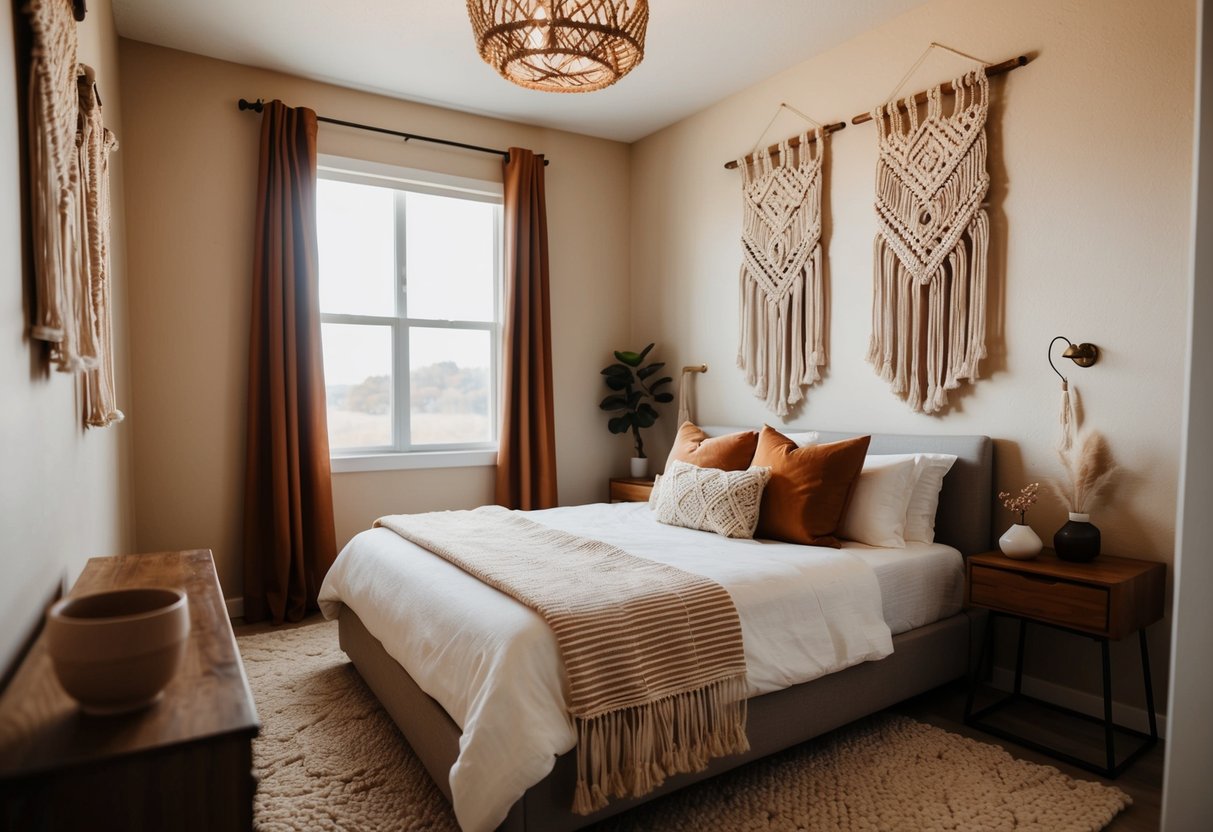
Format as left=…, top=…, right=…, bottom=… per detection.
left=999, top=482, right=1039, bottom=525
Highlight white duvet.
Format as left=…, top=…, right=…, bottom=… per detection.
left=318, top=502, right=894, bottom=832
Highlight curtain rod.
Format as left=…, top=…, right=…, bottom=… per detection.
left=723, top=122, right=847, bottom=171
left=236, top=98, right=549, bottom=166
left=851, top=55, right=1030, bottom=125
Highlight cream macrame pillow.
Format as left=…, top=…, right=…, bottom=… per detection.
left=652, top=461, right=772, bottom=539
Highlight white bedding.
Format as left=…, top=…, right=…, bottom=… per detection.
left=846, top=541, right=964, bottom=635
left=319, top=501, right=922, bottom=832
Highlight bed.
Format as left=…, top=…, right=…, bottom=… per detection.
left=319, top=429, right=993, bottom=832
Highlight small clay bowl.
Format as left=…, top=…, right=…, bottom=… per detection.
left=46, top=587, right=190, bottom=715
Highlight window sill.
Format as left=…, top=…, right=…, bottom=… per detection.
left=330, top=450, right=497, bottom=474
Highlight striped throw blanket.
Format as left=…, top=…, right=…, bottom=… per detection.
left=375, top=506, right=750, bottom=814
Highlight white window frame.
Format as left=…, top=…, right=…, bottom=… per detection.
left=317, top=155, right=503, bottom=473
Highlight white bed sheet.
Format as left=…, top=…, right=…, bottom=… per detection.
left=319, top=502, right=912, bottom=832
left=845, top=541, right=965, bottom=635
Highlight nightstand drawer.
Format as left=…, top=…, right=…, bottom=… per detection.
left=609, top=478, right=654, bottom=503
left=970, top=565, right=1108, bottom=634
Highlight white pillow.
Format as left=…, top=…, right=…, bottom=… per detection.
left=784, top=431, right=819, bottom=448
left=837, top=455, right=919, bottom=547
left=651, top=461, right=772, bottom=539
left=903, top=453, right=959, bottom=543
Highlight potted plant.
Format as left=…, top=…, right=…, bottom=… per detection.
left=599, top=343, right=673, bottom=478
left=1052, top=431, right=1116, bottom=562
left=997, top=482, right=1042, bottom=560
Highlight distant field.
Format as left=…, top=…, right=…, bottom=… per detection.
left=327, top=409, right=491, bottom=449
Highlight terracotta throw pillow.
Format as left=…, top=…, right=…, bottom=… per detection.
left=665, top=421, right=759, bottom=472
left=752, top=427, right=872, bottom=547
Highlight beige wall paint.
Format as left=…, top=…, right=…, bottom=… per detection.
left=629, top=0, right=1195, bottom=713
left=0, top=0, right=132, bottom=672
left=117, top=41, right=631, bottom=601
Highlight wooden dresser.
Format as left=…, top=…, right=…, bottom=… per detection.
left=0, top=550, right=259, bottom=832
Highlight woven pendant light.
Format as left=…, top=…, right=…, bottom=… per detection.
left=467, top=0, right=649, bottom=93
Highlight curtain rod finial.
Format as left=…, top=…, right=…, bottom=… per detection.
left=238, top=98, right=265, bottom=113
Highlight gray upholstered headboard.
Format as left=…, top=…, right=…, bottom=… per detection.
left=699, top=427, right=994, bottom=556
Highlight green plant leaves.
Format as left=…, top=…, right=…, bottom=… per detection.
left=613, top=342, right=654, bottom=368
left=637, top=361, right=664, bottom=380
left=601, top=344, right=666, bottom=435
left=607, top=414, right=635, bottom=434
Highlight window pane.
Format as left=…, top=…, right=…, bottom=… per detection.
left=409, top=327, right=492, bottom=445
left=405, top=193, right=496, bottom=322
left=317, top=179, right=397, bottom=316
left=322, top=323, right=393, bottom=449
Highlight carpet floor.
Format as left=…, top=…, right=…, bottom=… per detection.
left=239, top=620, right=1131, bottom=832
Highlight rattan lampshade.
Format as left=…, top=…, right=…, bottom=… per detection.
left=467, top=0, right=649, bottom=93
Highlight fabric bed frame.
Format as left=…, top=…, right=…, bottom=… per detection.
left=337, top=430, right=993, bottom=832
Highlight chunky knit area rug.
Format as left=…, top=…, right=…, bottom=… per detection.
left=239, top=620, right=1131, bottom=832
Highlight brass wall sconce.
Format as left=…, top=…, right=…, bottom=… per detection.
left=1049, top=336, right=1099, bottom=381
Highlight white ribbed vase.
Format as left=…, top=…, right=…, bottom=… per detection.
left=999, top=523, right=1042, bottom=560
left=630, top=457, right=649, bottom=478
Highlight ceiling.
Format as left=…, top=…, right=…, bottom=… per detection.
left=111, top=0, right=924, bottom=143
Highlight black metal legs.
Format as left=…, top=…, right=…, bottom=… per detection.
left=964, top=612, right=1158, bottom=778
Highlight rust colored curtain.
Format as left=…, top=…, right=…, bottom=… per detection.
left=242, top=101, right=337, bottom=624
left=496, top=148, right=558, bottom=509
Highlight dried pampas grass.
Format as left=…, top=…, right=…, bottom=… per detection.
left=1055, top=430, right=1117, bottom=514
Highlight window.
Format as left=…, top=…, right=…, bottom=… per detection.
left=316, top=157, right=502, bottom=471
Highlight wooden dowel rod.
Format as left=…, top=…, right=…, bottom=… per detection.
left=723, top=121, right=847, bottom=170
left=851, top=55, right=1030, bottom=125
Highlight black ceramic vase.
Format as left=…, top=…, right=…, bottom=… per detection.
left=1054, top=512, right=1101, bottom=562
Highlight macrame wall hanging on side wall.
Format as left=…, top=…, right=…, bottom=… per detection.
left=868, top=68, right=990, bottom=414
left=736, top=128, right=826, bottom=417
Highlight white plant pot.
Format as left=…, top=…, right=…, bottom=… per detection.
left=630, top=457, right=649, bottom=478
left=999, top=522, right=1042, bottom=560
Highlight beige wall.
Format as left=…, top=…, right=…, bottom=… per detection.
left=0, top=0, right=132, bottom=672
left=629, top=0, right=1195, bottom=713
left=117, top=42, right=631, bottom=602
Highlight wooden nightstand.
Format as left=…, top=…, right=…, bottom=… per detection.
left=963, top=548, right=1165, bottom=778
left=609, top=477, right=655, bottom=503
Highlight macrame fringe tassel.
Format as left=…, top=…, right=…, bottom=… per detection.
left=867, top=211, right=988, bottom=415
left=571, top=675, right=750, bottom=815
left=1059, top=380, right=1075, bottom=451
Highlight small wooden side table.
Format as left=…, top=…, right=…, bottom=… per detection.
left=963, top=548, right=1165, bottom=778
left=609, top=477, right=655, bottom=503
left=0, top=550, right=260, bottom=831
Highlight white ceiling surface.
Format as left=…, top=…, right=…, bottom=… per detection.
left=111, top=1, right=924, bottom=143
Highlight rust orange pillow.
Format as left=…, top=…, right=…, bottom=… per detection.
left=753, top=426, right=871, bottom=547
left=665, top=422, right=759, bottom=472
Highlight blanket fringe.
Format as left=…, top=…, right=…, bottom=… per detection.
left=572, top=674, right=750, bottom=815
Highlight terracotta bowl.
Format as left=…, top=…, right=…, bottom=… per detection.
left=46, top=587, right=190, bottom=715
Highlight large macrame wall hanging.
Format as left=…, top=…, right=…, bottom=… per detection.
left=24, top=0, right=123, bottom=427
left=26, top=0, right=81, bottom=369
left=868, top=68, right=990, bottom=414
left=736, top=129, right=826, bottom=417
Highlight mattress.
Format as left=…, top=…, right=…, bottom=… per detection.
left=845, top=542, right=965, bottom=635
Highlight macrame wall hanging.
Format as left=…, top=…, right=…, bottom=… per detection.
left=24, top=0, right=123, bottom=427
left=736, top=120, right=828, bottom=417
left=867, top=67, right=991, bottom=414
left=78, top=65, right=124, bottom=427
left=26, top=0, right=81, bottom=367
